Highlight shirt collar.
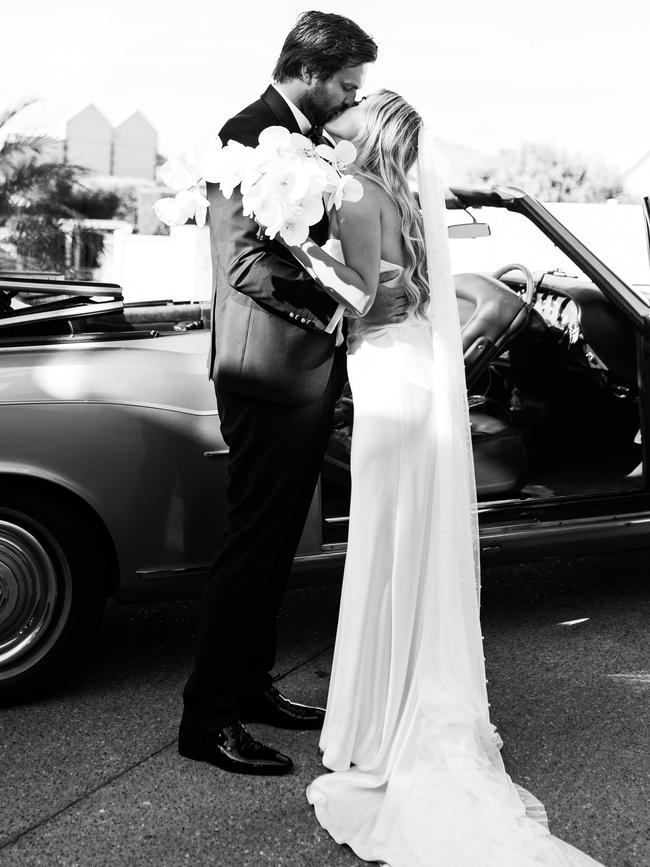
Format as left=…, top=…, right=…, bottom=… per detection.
left=271, top=83, right=311, bottom=135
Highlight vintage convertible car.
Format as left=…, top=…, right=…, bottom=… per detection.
left=1, top=187, right=650, bottom=700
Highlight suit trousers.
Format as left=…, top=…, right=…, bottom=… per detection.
left=182, top=368, right=339, bottom=733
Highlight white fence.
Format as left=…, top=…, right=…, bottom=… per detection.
left=97, top=225, right=211, bottom=302
left=97, top=203, right=650, bottom=304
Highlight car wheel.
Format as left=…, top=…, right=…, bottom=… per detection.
left=0, top=495, right=107, bottom=702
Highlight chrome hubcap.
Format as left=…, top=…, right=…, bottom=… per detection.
left=0, top=519, right=59, bottom=667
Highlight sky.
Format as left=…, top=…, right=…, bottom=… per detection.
left=2, top=0, right=650, bottom=172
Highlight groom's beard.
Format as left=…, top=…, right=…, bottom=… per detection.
left=300, top=87, right=345, bottom=129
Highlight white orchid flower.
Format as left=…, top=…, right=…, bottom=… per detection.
left=298, top=194, right=325, bottom=225
left=258, top=125, right=292, bottom=154
left=153, top=191, right=194, bottom=226
left=160, top=156, right=201, bottom=193
left=253, top=192, right=315, bottom=245
left=322, top=164, right=343, bottom=191
left=271, top=198, right=322, bottom=245
left=315, top=143, right=335, bottom=163
left=333, top=140, right=357, bottom=167
left=219, top=140, right=256, bottom=199
left=315, top=140, right=357, bottom=171
left=328, top=175, right=364, bottom=211
left=262, top=202, right=310, bottom=245
left=289, top=132, right=314, bottom=153
left=188, top=188, right=210, bottom=227
left=280, top=213, right=311, bottom=245
left=302, top=158, right=329, bottom=197
left=254, top=192, right=286, bottom=226
left=240, top=169, right=263, bottom=199
left=193, top=135, right=224, bottom=183
left=253, top=156, right=306, bottom=205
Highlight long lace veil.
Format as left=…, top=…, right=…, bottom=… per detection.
left=417, top=125, right=482, bottom=602
left=415, top=128, right=605, bottom=866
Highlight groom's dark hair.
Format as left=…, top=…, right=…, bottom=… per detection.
left=273, top=11, right=377, bottom=82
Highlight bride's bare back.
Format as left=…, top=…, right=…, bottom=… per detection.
left=330, top=175, right=406, bottom=271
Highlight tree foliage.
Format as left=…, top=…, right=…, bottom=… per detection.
left=0, top=102, right=123, bottom=272
left=469, top=143, right=624, bottom=203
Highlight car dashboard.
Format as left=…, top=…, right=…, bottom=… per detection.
left=501, top=271, right=637, bottom=391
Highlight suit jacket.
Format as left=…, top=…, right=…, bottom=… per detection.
left=207, top=85, right=341, bottom=405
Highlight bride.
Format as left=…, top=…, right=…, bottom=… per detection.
left=284, top=90, right=604, bottom=866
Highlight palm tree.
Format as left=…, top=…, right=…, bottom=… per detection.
left=0, top=102, right=83, bottom=272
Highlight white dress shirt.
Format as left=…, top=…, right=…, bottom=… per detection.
left=271, top=84, right=311, bottom=134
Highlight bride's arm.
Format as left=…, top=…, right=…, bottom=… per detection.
left=281, top=180, right=382, bottom=316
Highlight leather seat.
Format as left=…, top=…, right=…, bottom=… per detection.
left=470, top=407, right=528, bottom=499
left=324, top=391, right=528, bottom=502
left=455, top=273, right=528, bottom=389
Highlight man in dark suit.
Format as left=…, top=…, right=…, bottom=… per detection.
left=180, top=11, right=409, bottom=776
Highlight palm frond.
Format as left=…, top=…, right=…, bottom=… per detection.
left=0, top=133, right=50, bottom=162
left=1, top=159, right=78, bottom=194
left=0, top=100, right=38, bottom=132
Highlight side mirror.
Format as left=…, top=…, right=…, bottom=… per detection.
left=448, top=222, right=491, bottom=239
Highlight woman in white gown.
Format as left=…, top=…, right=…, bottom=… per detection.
left=285, top=90, right=604, bottom=867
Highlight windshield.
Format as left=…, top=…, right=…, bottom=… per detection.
left=447, top=206, right=588, bottom=280
left=447, top=202, right=650, bottom=301
left=545, top=202, right=650, bottom=293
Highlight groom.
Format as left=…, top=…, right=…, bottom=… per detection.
left=180, top=11, right=409, bottom=776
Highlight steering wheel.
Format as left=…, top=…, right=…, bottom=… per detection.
left=492, top=263, right=536, bottom=307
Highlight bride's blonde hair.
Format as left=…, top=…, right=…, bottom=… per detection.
left=353, top=90, right=429, bottom=316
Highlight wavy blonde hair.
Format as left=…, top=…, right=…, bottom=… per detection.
left=353, top=89, right=429, bottom=316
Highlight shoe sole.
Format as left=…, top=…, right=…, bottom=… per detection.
left=178, top=743, right=293, bottom=776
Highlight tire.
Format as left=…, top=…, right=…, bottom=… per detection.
left=0, top=492, right=108, bottom=702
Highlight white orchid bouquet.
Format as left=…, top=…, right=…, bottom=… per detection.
left=153, top=127, right=363, bottom=245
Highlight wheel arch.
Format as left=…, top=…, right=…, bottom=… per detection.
left=0, top=472, right=120, bottom=597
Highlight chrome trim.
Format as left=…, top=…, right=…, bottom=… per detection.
left=0, top=301, right=124, bottom=329
left=0, top=277, right=121, bottom=295
left=481, top=509, right=650, bottom=538
left=0, top=399, right=219, bottom=417
left=136, top=565, right=210, bottom=579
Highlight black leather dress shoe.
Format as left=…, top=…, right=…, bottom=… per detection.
left=239, top=686, right=325, bottom=730
left=178, top=721, right=293, bottom=776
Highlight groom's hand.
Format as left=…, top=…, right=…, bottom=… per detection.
left=362, top=270, right=410, bottom=324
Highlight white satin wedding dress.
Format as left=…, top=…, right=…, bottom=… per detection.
left=306, top=206, right=604, bottom=863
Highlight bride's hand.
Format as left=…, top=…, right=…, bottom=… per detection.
left=361, top=271, right=410, bottom=324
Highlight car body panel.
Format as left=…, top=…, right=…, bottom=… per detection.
left=2, top=188, right=650, bottom=607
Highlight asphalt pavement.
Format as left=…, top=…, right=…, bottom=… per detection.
left=1, top=552, right=649, bottom=867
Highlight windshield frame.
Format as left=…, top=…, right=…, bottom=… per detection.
left=448, top=186, right=649, bottom=329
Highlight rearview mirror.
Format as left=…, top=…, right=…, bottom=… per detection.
left=448, top=222, right=491, bottom=239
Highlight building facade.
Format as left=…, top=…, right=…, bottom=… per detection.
left=63, top=104, right=158, bottom=180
